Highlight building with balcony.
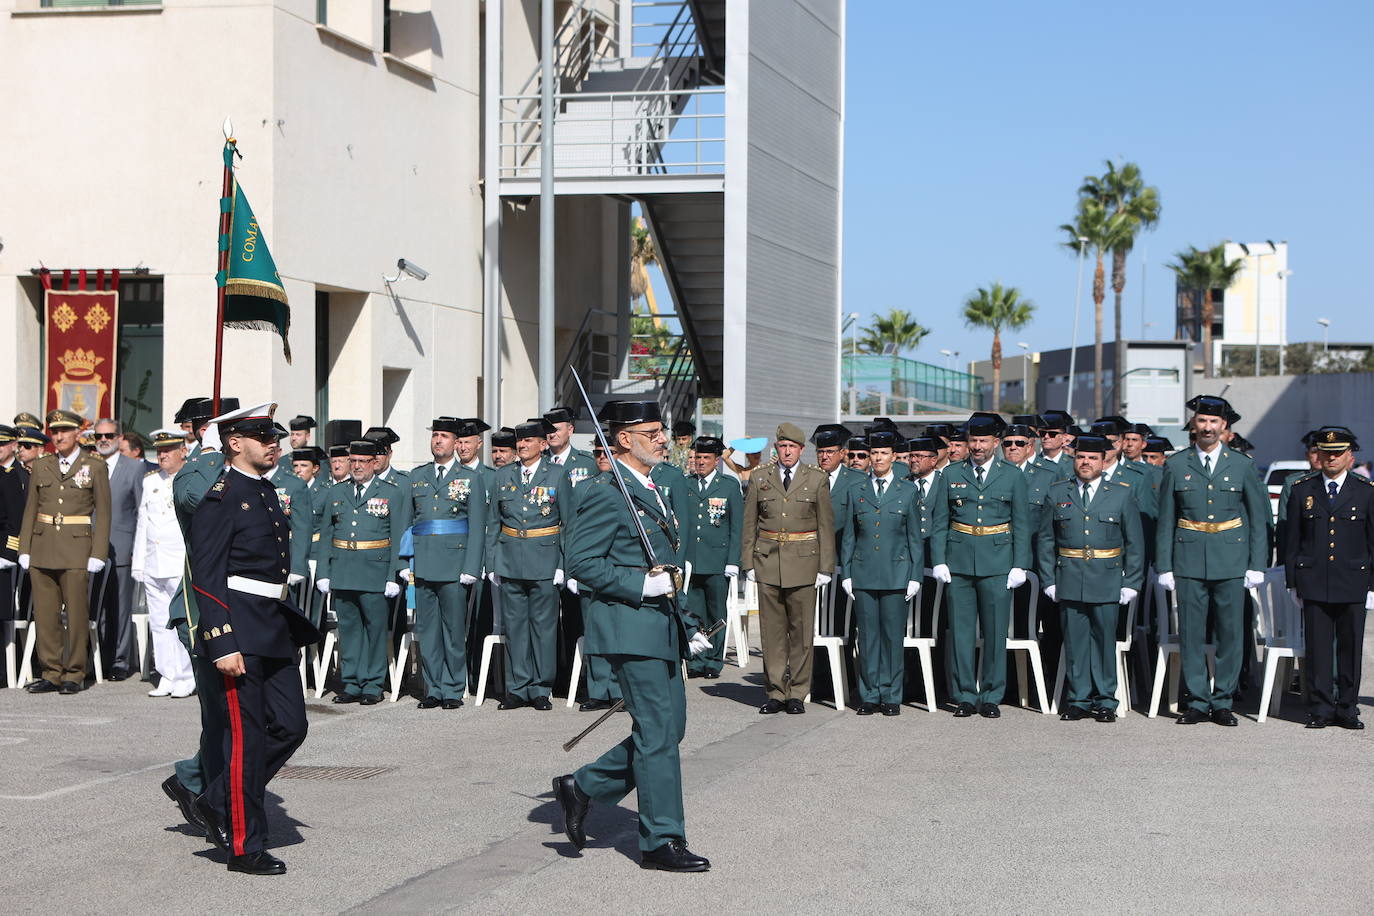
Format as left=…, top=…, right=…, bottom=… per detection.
left=1174, top=240, right=1290, bottom=375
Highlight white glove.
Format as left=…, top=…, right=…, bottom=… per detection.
left=554, top=568, right=566, bottom=587
left=404, top=568, right=415, bottom=585
left=1243, top=569, right=1265, bottom=589
left=688, top=632, right=712, bottom=656
left=746, top=569, right=755, bottom=582
left=488, top=571, right=502, bottom=587
left=18, top=554, right=30, bottom=570
left=842, top=578, right=853, bottom=598
left=724, top=565, right=739, bottom=579
left=1044, top=585, right=1057, bottom=602
left=905, top=580, right=921, bottom=601
left=932, top=564, right=951, bottom=584
left=460, top=573, right=478, bottom=586
left=642, top=571, right=674, bottom=598
left=316, top=578, right=331, bottom=594
left=566, top=578, right=579, bottom=595
left=1366, top=591, right=1374, bottom=611
left=287, top=573, right=305, bottom=587
left=1006, top=567, right=1026, bottom=590
left=1157, top=571, right=1175, bottom=592
left=815, top=573, right=832, bottom=589
left=87, top=557, right=106, bottom=574
left=384, top=581, right=401, bottom=599
left=1119, top=587, right=1138, bottom=605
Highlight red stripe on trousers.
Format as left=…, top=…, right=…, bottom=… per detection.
left=222, top=673, right=248, bottom=856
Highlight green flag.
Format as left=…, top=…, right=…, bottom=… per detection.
left=218, top=142, right=291, bottom=361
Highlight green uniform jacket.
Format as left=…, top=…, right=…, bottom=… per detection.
left=316, top=476, right=411, bottom=590
left=928, top=458, right=1032, bottom=576
left=683, top=471, right=743, bottom=575
left=266, top=467, right=312, bottom=579
left=840, top=475, right=924, bottom=589
left=18, top=451, right=112, bottom=568
left=1155, top=447, right=1269, bottom=579
left=649, top=462, right=690, bottom=568
left=828, top=465, right=865, bottom=556
left=1034, top=453, right=1073, bottom=481
left=1014, top=460, right=1058, bottom=576
left=168, top=445, right=226, bottom=631
left=740, top=462, right=836, bottom=587
left=552, top=447, right=599, bottom=492
left=910, top=470, right=944, bottom=539
left=489, top=459, right=569, bottom=579
left=1275, top=469, right=1318, bottom=563
left=1037, top=478, right=1144, bottom=603
left=568, top=467, right=694, bottom=661
left=406, top=460, right=486, bottom=581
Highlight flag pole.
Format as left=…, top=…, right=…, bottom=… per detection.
left=214, top=118, right=237, bottom=413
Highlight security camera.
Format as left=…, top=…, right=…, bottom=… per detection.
left=397, top=259, right=428, bottom=281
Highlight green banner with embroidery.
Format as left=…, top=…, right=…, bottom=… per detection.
left=219, top=141, right=291, bottom=361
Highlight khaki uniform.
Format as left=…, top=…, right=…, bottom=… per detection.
left=741, top=462, right=835, bottom=701
left=18, top=451, right=112, bottom=685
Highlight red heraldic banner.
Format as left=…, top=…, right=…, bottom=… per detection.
left=43, top=289, right=119, bottom=425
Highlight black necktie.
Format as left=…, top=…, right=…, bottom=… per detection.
left=1082, top=482, right=1090, bottom=507
left=918, top=478, right=927, bottom=499
left=699, top=477, right=706, bottom=493
left=783, top=466, right=792, bottom=491
left=975, top=465, right=985, bottom=485
left=876, top=478, right=886, bottom=497
left=1328, top=480, right=1339, bottom=502
left=1203, top=454, right=1212, bottom=476
left=356, top=483, right=365, bottom=501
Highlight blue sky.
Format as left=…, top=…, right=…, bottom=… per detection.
left=842, top=1, right=1374, bottom=366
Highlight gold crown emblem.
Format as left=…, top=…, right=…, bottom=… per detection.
left=58, top=348, right=104, bottom=379
left=1326, top=430, right=1337, bottom=442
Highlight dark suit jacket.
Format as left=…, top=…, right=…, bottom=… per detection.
left=1284, top=472, right=1374, bottom=604
left=105, top=453, right=144, bottom=564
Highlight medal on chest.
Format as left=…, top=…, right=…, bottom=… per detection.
left=366, top=497, right=390, bottom=518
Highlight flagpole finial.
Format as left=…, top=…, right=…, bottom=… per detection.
left=222, top=117, right=235, bottom=143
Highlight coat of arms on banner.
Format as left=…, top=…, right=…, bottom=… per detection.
left=707, top=496, right=727, bottom=526
left=52, top=348, right=109, bottom=421
left=366, top=497, right=390, bottom=517
left=448, top=478, right=471, bottom=502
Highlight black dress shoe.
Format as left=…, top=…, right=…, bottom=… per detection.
left=855, top=702, right=876, bottom=716
left=59, top=681, right=82, bottom=695
left=978, top=703, right=1000, bottom=719
left=952, top=702, right=976, bottom=718
left=194, top=796, right=230, bottom=852
left=442, top=698, right=463, bottom=710
left=358, top=694, right=381, bottom=706
left=702, top=672, right=720, bottom=679
left=758, top=699, right=785, bottom=714
left=1060, top=706, right=1090, bottom=721
left=417, top=696, right=441, bottom=709
left=785, top=699, right=805, bottom=715
left=686, top=671, right=702, bottom=679
left=532, top=696, right=553, bottom=711
left=1177, top=708, right=1208, bottom=725
left=640, top=839, right=710, bottom=872
left=1210, top=708, right=1239, bottom=727
left=552, top=774, right=590, bottom=850
left=1334, top=715, right=1365, bottom=730
left=880, top=703, right=901, bottom=717
left=579, top=698, right=612, bottom=712
left=107, top=667, right=131, bottom=682
left=1093, top=708, right=1118, bottom=723
left=498, top=696, right=526, bottom=710
left=1305, top=715, right=1330, bottom=729
left=162, top=775, right=206, bottom=830
left=25, top=679, right=59, bottom=694
left=227, top=851, right=286, bottom=875
left=332, top=692, right=359, bottom=704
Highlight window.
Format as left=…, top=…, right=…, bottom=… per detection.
left=383, top=0, right=436, bottom=73
left=40, top=0, right=158, bottom=6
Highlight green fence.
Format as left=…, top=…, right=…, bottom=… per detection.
left=841, top=354, right=983, bottom=412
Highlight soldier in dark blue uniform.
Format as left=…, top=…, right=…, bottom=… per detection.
left=1284, top=426, right=1373, bottom=730
left=187, top=406, right=321, bottom=876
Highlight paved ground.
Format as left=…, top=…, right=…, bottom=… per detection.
left=2, top=628, right=1370, bottom=915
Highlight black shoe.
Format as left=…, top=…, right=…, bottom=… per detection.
left=1305, top=714, right=1330, bottom=729
left=1093, top=708, right=1118, bottom=723
left=442, top=698, right=463, bottom=710
left=640, top=839, right=710, bottom=872
left=417, top=696, right=441, bottom=709
left=1177, top=708, right=1208, bottom=725
left=107, top=667, right=131, bottom=682
left=758, top=699, right=785, bottom=714
left=358, top=694, right=381, bottom=706
left=952, top=702, right=976, bottom=718
left=1210, top=708, right=1239, bottom=727
left=553, top=775, right=590, bottom=850
left=532, top=696, right=553, bottom=711
left=332, top=692, right=359, bottom=704
left=855, top=702, right=876, bottom=716
left=978, top=703, right=1000, bottom=719
left=1060, top=706, right=1090, bottom=721
left=686, top=671, right=703, bottom=679
left=579, top=698, right=612, bottom=712
left=1334, top=715, right=1365, bottom=731
left=701, top=672, right=720, bottom=679
left=59, top=681, right=82, bottom=695
left=162, top=775, right=206, bottom=831
left=785, top=699, right=805, bottom=715
left=25, top=679, right=59, bottom=694
left=880, top=703, right=901, bottom=717
left=227, top=851, right=286, bottom=875
left=194, top=795, right=230, bottom=852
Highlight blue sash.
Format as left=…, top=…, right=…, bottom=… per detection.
left=412, top=519, right=469, bottom=537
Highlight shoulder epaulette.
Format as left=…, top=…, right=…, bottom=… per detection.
left=206, top=475, right=228, bottom=499
left=144, top=468, right=159, bottom=478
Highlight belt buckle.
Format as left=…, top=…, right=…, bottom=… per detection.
left=1083, top=547, right=1095, bottom=560
left=53, top=513, right=64, bottom=526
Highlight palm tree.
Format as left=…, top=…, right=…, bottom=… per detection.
left=856, top=308, right=931, bottom=355
left=1078, top=161, right=1161, bottom=412
left=1167, top=243, right=1243, bottom=378
left=629, top=216, right=662, bottom=328
left=962, top=282, right=1035, bottom=411
left=1059, top=198, right=1130, bottom=418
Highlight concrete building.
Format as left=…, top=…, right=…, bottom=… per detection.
left=0, top=0, right=843, bottom=462
left=1174, top=240, right=1290, bottom=375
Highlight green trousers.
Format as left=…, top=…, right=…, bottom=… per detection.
left=415, top=579, right=470, bottom=701
left=500, top=577, right=559, bottom=701
left=575, top=654, right=687, bottom=852
left=947, top=573, right=1009, bottom=706
left=1061, top=601, right=1120, bottom=711
left=854, top=589, right=908, bottom=705
left=1176, top=576, right=1244, bottom=712
left=334, top=589, right=390, bottom=698
left=684, top=573, right=728, bottom=675
left=172, top=622, right=224, bottom=796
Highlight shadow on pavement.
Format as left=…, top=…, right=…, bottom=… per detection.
left=527, top=787, right=640, bottom=863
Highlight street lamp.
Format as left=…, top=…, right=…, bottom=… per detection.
left=1066, top=236, right=1088, bottom=421
left=1277, top=269, right=1292, bottom=375
left=1317, top=317, right=1331, bottom=355
left=940, top=348, right=954, bottom=370
left=1239, top=242, right=1275, bottom=377
left=1017, top=341, right=1030, bottom=410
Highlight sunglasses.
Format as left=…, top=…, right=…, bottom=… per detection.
left=1003, top=439, right=1031, bottom=448
left=93, top=432, right=119, bottom=440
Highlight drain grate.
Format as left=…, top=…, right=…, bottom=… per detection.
left=276, top=765, right=396, bottom=780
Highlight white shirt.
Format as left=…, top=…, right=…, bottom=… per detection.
left=433, top=456, right=457, bottom=479
left=520, top=458, right=542, bottom=483
left=550, top=445, right=574, bottom=466
left=463, top=457, right=482, bottom=471
left=377, top=465, right=394, bottom=481
left=697, top=469, right=717, bottom=491
left=57, top=447, right=79, bottom=475
left=872, top=470, right=894, bottom=496
left=1101, top=460, right=1119, bottom=482
left=913, top=470, right=937, bottom=495
left=970, top=456, right=994, bottom=477
left=264, top=465, right=280, bottom=483
left=1195, top=442, right=1222, bottom=466
left=620, top=461, right=669, bottom=516
left=105, top=452, right=120, bottom=474
left=1321, top=470, right=1348, bottom=495
left=1075, top=476, right=1103, bottom=504
left=828, top=466, right=844, bottom=490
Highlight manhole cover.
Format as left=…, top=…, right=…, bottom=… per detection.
left=276, top=765, right=396, bottom=780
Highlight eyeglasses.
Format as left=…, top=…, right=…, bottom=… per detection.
left=626, top=428, right=666, bottom=441
left=93, top=432, right=118, bottom=440
left=1003, top=440, right=1031, bottom=448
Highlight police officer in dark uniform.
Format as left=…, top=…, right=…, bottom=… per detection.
left=0, top=425, right=27, bottom=630
left=1284, top=426, right=1373, bottom=730
left=187, top=405, right=321, bottom=875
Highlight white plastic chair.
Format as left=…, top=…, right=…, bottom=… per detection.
left=902, top=569, right=945, bottom=711
left=1254, top=567, right=1305, bottom=723
left=313, top=593, right=338, bottom=698
left=1049, top=592, right=1138, bottom=715
left=132, top=582, right=151, bottom=677
left=4, top=571, right=31, bottom=689
left=720, top=576, right=752, bottom=668
left=1147, top=585, right=1216, bottom=717
left=474, top=577, right=507, bottom=706
left=804, top=583, right=848, bottom=708
left=1003, top=571, right=1051, bottom=714
left=86, top=566, right=113, bottom=685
